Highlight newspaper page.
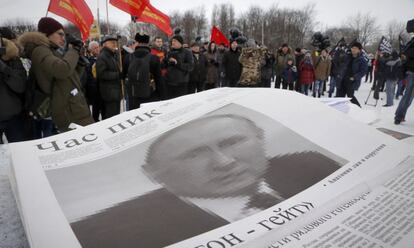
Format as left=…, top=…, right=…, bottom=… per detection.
left=8, top=88, right=414, bottom=248
left=240, top=157, right=414, bottom=248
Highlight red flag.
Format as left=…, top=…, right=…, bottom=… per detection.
left=210, top=26, right=229, bottom=47
left=139, top=3, right=172, bottom=36
left=109, top=0, right=147, bottom=19
left=47, top=0, right=94, bottom=41
left=110, top=0, right=172, bottom=36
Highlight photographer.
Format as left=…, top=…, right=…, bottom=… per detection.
left=0, top=28, right=27, bottom=143
left=395, top=19, right=414, bottom=125
left=18, top=17, right=94, bottom=133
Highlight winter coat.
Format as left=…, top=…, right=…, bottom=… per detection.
left=313, top=55, right=332, bottom=81
left=299, top=59, right=315, bottom=85
left=0, top=38, right=26, bottom=122
left=261, top=52, right=275, bottom=81
left=239, top=47, right=265, bottom=86
left=165, top=47, right=194, bottom=86
left=402, top=38, right=414, bottom=73
left=206, top=51, right=219, bottom=85
left=281, top=64, right=298, bottom=84
left=96, top=47, right=122, bottom=102
left=222, top=48, right=242, bottom=82
left=275, top=48, right=295, bottom=76
left=85, top=55, right=98, bottom=102
left=383, top=57, right=402, bottom=81
left=18, top=32, right=93, bottom=132
left=331, top=47, right=350, bottom=81
left=123, top=46, right=162, bottom=99
left=349, top=54, right=368, bottom=90
left=189, top=52, right=208, bottom=83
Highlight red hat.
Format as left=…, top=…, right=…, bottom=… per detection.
left=38, top=17, right=64, bottom=37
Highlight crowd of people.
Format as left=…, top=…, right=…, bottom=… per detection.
left=1, top=17, right=414, bottom=143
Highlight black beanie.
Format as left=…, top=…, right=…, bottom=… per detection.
left=38, top=17, right=64, bottom=37
left=172, top=34, right=184, bottom=45
left=135, top=32, right=150, bottom=44
left=351, top=41, right=363, bottom=50
left=407, top=19, right=414, bottom=33
left=0, top=27, right=16, bottom=40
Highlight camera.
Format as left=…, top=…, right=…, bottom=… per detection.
left=65, top=33, right=89, bottom=66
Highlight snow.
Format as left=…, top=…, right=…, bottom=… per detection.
left=0, top=78, right=413, bottom=247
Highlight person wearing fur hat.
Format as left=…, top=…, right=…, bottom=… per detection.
left=18, top=17, right=94, bottom=132
left=164, top=30, right=194, bottom=99
left=122, top=32, right=162, bottom=109
left=96, top=34, right=122, bottom=119
left=0, top=28, right=28, bottom=143
left=336, top=41, right=368, bottom=107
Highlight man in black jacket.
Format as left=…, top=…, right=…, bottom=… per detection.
left=188, top=41, right=208, bottom=93
left=123, top=33, right=161, bottom=109
left=0, top=31, right=27, bottom=143
left=165, top=33, right=194, bottom=99
left=96, top=35, right=121, bottom=119
left=85, top=41, right=102, bottom=121
left=222, top=40, right=242, bottom=87
left=395, top=19, right=414, bottom=125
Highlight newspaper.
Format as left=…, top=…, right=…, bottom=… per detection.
left=8, top=88, right=414, bottom=248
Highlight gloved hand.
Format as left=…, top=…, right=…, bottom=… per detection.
left=65, top=33, right=83, bottom=52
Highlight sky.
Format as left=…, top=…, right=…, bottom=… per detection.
left=0, top=0, right=413, bottom=32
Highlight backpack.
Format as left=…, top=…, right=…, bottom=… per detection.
left=24, top=67, right=52, bottom=119
left=127, top=53, right=153, bottom=98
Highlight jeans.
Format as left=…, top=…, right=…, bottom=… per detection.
left=328, top=77, right=336, bottom=97
left=385, top=79, right=397, bottom=106
left=301, top=84, right=310, bottom=95
left=395, top=73, right=414, bottom=121
left=313, top=80, right=324, bottom=97
left=32, top=118, right=54, bottom=139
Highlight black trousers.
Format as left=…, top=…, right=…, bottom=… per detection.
left=275, top=75, right=283, bottom=88
left=0, top=114, right=28, bottom=144
left=188, top=81, right=205, bottom=94
left=336, top=79, right=361, bottom=107
left=167, top=83, right=188, bottom=99
left=129, top=97, right=152, bottom=110
left=102, top=101, right=120, bottom=120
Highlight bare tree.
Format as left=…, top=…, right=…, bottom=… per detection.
left=345, top=12, right=380, bottom=47
left=385, top=20, right=407, bottom=48
left=1, top=18, right=36, bottom=36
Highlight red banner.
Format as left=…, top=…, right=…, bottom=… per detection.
left=110, top=0, right=172, bottom=36
left=210, top=26, right=229, bottom=47
left=48, top=0, right=94, bottom=41
left=109, top=0, right=147, bottom=19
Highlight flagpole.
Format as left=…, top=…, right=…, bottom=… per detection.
left=105, top=0, right=110, bottom=34
left=45, top=0, right=51, bottom=17
left=97, top=0, right=100, bottom=30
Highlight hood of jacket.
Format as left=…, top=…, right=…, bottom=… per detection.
left=18, top=32, right=51, bottom=59
left=1, top=38, right=19, bottom=61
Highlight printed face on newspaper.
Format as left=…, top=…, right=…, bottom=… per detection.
left=8, top=88, right=414, bottom=248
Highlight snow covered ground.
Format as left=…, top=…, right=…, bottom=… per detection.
left=0, top=78, right=413, bottom=247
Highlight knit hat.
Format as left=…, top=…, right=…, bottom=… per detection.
left=0, top=27, right=16, bottom=40
left=135, top=32, right=150, bottom=44
left=351, top=41, right=363, bottom=50
left=171, top=34, right=184, bottom=45
left=38, top=17, right=64, bottom=37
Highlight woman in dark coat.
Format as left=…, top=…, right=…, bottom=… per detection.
left=205, top=42, right=219, bottom=90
